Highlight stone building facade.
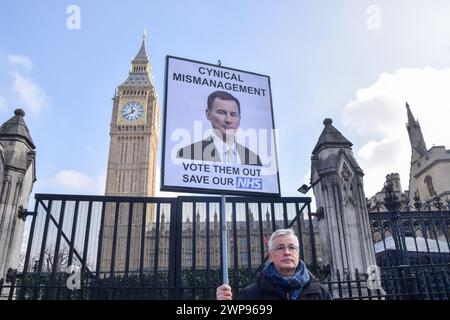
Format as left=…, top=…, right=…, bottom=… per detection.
left=144, top=208, right=321, bottom=272
left=310, top=118, right=377, bottom=278
left=368, top=103, right=450, bottom=211
left=406, top=102, right=450, bottom=206
left=0, top=109, right=36, bottom=280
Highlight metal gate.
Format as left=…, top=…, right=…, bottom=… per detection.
left=4, top=193, right=449, bottom=299
left=1, top=193, right=316, bottom=300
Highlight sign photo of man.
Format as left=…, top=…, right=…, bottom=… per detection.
left=177, top=90, right=262, bottom=166
left=161, top=56, right=280, bottom=196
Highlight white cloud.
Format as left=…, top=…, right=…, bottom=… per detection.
left=10, top=71, right=47, bottom=115
left=343, top=67, right=450, bottom=197
left=52, top=170, right=106, bottom=194
left=8, top=54, right=33, bottom=70
left=0, top=53, right=47, bottom=116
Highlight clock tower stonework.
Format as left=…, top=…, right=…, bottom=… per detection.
left=105, top=34, right=159, bottom=197
left=101, top=34, right=160, bottom=272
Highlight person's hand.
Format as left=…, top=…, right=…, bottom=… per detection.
left=216, top=284, right=233, bottom=300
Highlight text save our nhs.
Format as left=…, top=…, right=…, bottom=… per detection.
left=236, top=176, right=262, bottom=190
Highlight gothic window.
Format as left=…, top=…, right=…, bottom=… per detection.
left=117, top=171, right=121, bottom=193
left=121, top=171, right=125, bottom=193
left=240, top=252, right=248, bottom=265
left=424, top=175, right=436, bottom=197
left=136, top=140, right=141, bottom=162
left=120, top=142, right=125, bottom=163
left=184, top=251, right=192, bottom=266
left=130, top=174, right=134, bottom=193
left=340, top=162, right=355, bottom=206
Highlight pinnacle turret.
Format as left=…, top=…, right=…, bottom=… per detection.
left=405, top=102, right=427, bottom=161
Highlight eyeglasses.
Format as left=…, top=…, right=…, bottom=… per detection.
left=271, top=245, right=299, bottom=253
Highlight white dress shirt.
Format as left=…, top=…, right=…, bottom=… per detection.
left=211, top=133, right=242, bottom=164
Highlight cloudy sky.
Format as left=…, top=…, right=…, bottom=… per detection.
left=1, top=0, right=450, bottom=206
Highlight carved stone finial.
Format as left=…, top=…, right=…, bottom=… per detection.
left=15, top=109, right=25, bottom=117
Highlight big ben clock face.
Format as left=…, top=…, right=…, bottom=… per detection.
left=121, top=101, right=145, bottom=121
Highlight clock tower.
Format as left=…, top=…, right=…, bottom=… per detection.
left=102, top=33, right=160, bottom=272
left=105, top=32, right=159, bottom=197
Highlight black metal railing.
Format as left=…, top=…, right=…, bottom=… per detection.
left=1, top=193, right=449, bottom=300
left=1, top=193, right=317, bottom=300
left=370, top=210, right=450, bottom=267
left=367, top=198, right=450, bottom=300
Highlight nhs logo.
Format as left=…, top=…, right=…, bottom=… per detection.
left=236, top=177, right=262, bottom=190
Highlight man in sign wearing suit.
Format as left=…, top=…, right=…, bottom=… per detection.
left=177, top=90, right=262, bottom=166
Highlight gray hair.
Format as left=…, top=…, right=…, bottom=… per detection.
left=268, top=228, right=299, bottom=250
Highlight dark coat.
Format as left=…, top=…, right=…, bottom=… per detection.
left=237, top=273, right=332, bottom=300
left=177, top=136, right=262, bottom=166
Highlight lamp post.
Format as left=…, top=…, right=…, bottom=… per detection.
left=297, top=184, right=312, bottom=194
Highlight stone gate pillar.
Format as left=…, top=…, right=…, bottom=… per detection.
left=0, top=109, right=36, bottom=282
left=311, top=119, right=376, bottom=280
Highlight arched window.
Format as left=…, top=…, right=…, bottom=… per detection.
left=424, top=175, right=436, bottom=197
